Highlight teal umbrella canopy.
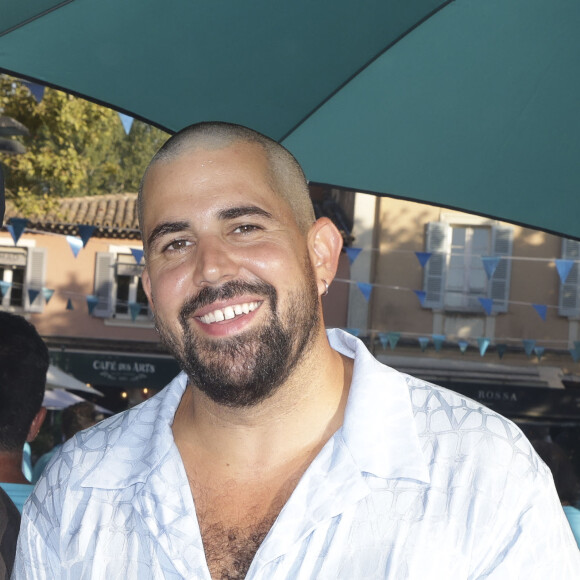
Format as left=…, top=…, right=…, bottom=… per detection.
left=1, top=0, right=579, bottom=238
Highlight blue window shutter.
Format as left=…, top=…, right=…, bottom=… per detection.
left=489, top=226, right=513, bottom=313
left=25, top=247, right=47, bottom=313
left=423, top=222, right=450, bottom=309
left=559, top=238, right=580, bottom=318
left=93, top=252, right=114, bottom=318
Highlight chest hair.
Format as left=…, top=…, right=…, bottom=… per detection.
left=193, top=476, right=299, bottom=580
left=201, top=514, right=277, bottom=580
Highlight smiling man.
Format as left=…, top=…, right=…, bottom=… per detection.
left=14, top=123, right=580, bottom=579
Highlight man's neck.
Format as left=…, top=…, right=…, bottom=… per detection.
left=0, top=451, right=29, bottom=484
left=172, top=343, right=353, bottom=478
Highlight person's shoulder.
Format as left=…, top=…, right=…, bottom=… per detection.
left=404, top=372, right=514, bottom=427
left=0, top=486, right=20, bottom=578
left=402, top=373, right=543, bottom=476
left=40, top=375, right=187, bottom=490
left=41, top=392, right=161, bottom=483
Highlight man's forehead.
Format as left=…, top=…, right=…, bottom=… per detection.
left=152, top=140, right=267, bottom=172
left=143, top=142, right=279, bottom=206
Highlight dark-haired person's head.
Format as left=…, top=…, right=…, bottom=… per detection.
left=61, top=402, right=101, bottom=441
left=0, top=312, right=48, bottom=453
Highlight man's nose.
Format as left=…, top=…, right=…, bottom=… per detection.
left=193, top=236, right=237, bottom=286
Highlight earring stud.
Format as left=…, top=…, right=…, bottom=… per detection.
left=322, top=280, right=329, bottom=297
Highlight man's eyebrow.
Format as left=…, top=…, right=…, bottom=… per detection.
left=218, top=205, right=274, bottom=221
left=147, top=221, right=190, bottom=249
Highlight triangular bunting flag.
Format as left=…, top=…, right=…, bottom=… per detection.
left=478, top=297, right=494, bottom=315
left=0, top=280, right=11, bottom=297
left=534, top=346, right=545, bottom=360
left=28, top=289, right=40, bottom=305
left=496, top=344, right=507, bottom=359
left=387, top=332, right=400, bottom=350
left=42, top=288, right=55, bottom=304
left=345, top=247, right=362, bottom=265
left=129, top=302, right=142, bottom=321
left=77, top=225, right=96, bottom=247
left=415, top=252, right=432, bottom=268
left=118, top=113, right=134, bottom=134
left=357, top=282, right=372, bottom=301
left=523, top=339, right=536, bottom=357
left=555, top=259, right=574, bottom=285
left=130, top=248, right=144, bottom=265
left=413, top=290, right=426, bottom=306
left=418, top=337, right=430, bottom=352
left=23, top=81, right=45, bottom=103
left=5, top=225, right=14, bottom=243
left=481, top=256, right=501, bottom=279
left=458, top=340, right=469, bottom=353
left=86, top=295, right=98, bottom=315
left=344, top=328, right=360, bottom=337
left=532, top=304, right=547, bottom=321
left=478, top=337, right=491, bottom=357
left=66, top=298, right=74, bottom=311
left=432, top=334, right=445, bottom=352
left=8, top=218, right=27, bottom=245
left=377, top=332, right=389, bottom=350
left=66, top=235, right=83, bottom=258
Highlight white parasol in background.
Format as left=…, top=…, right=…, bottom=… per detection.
left=43, top=388, right=112, bottom=415
left=46, top=364, right=103, bottom=396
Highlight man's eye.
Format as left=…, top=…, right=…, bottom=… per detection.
left=233, top=224, right=261, bottom=234
left=165, top=239, right=191, bottom=252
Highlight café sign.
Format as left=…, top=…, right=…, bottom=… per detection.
left=56, top=351, right=180, bottom=389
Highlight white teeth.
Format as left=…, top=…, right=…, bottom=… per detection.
left=198, top=301, right=260, bottom=324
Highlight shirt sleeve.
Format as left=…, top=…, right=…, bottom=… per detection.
left=11, top=508, right=62, bottom=580
left=11, top=455, right=67, bottom=580
left=470, top=465, right=580, bottom=579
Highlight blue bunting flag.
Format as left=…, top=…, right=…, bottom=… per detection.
left=481, top=256, right=501, bottom=279
left=478, top=337, right=490, bottom=357
left=415, top=252, right=432, bottom=268
left=522, top=339, right=536, bottom=357
left=345, top=247, right=362, bottom=265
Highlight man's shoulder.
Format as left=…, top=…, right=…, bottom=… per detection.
left=46, top=373, right=187, bottom=483
left=404, top=373, right=519, bottom=433
left=41, top=387, right=173, bottom=488
left=400, top=373, right=543, bottom=478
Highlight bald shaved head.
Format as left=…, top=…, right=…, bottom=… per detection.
left=138, top=122, right=315, bottom=237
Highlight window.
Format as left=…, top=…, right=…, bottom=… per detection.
left=93, top=250, right=151, bottom=322
left=423, top=222, right=513, bottom=313
left=559, top=238, right=580, bottom=318
left=0, top=245, right=46, bottom=312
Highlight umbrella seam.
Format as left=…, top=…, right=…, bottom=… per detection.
left=278, top=0, right=457, bottom=143
left=0, top=1, right=75, bottom=38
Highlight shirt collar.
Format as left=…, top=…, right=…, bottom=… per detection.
left=83, top=330, right=429, bottom=489
left=328, top=328, right=430, bottom=483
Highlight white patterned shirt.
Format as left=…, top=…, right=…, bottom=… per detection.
left=13, top=329, right=580, bottom=579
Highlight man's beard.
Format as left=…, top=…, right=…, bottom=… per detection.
left=154, top=267, right=320, bottom=407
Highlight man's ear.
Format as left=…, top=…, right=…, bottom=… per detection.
left=141, top=267, right=155, bottom=313
left=26, top=407, right=47, bottom=443
left=307, top=217, right=344, bottom=297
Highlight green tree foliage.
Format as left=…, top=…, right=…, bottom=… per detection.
left=0, top=75, right=169, bottom=216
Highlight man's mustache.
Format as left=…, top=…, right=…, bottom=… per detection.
left=179, top=280, right=277, bottom=325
